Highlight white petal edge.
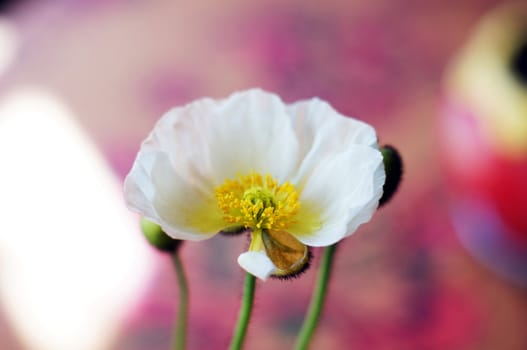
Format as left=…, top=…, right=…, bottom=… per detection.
left=147, top=89, right=300, bottom=187
left=288, top=98, right=378, bottom=183
left=288, top=97, right=378, bottom=147
left=237, top=251, right=277, bottom=281
left=124, top=151, right=224, bottom=241
left=124, top=151, right=160, bottom=221
left=346, top=156, right=386, bottom=235
left=291, top=146, right=385, bottom=247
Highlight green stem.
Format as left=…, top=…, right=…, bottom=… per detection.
left=229, top=273, right=257, bottom=350
left=294, top=243, right=337, bottom=350
left=172, top=253, right=189, bottom=350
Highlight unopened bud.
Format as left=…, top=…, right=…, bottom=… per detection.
left=140, top=217, right=182, bottom=253
left=379, top=145, right=403, bottom=207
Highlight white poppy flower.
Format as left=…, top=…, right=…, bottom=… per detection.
left=124, top=89, right=385, bottom=280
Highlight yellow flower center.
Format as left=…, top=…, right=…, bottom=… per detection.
left=215, top=172, right=300, bottom=230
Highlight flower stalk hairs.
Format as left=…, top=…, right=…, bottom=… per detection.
left=124, top=89, right=401, bottom=350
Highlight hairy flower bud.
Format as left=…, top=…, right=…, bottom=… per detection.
left=379, top=145, right=403, bottom=207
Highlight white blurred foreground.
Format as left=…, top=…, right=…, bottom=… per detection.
left=0, top=88, right=154, bottom=350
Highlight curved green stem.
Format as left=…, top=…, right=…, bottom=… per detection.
left=229, top=273, right=257, bottom=350
left=172, top=253, right=189, bottom=350
left=294, top=243, right=337, bottom=350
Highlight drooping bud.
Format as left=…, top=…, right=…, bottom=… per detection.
left=379, top=145, right=403, bottom=207
left=140, top=217, right=182, bottom=253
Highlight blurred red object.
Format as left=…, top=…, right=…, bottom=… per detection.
left=441, top=2, right=527, bottom=244
left=441, top=98, right=527, bottom=243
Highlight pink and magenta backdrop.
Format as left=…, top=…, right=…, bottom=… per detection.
left=1, top=1, right=526, bottom=349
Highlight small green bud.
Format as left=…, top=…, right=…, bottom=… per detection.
left=379, top=145, right=403, bottom=207
left=140, top=217, right=182, bottom=253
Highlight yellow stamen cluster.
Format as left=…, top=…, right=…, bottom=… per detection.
left=215, top=172, right=300, bottom=230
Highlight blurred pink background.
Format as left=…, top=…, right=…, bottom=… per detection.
left=1, top=0, right=527, bottom=349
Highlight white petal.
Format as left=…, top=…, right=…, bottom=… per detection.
left=288, top=98, right=378, bottom=183
left=123, top=150, right=159, bottom=220
left=124, top=151, right=224, bottom=240
left=237, top=251, right=277, bottom=281
left=204, top=89, right=300, bottom=183
left=142, top=97, right=220, bottom=194
left=346, top=156, right=386, bottom=234
left=292, top=146, right=385, bottom=247
left=149, top=89, right=300, bottom=186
